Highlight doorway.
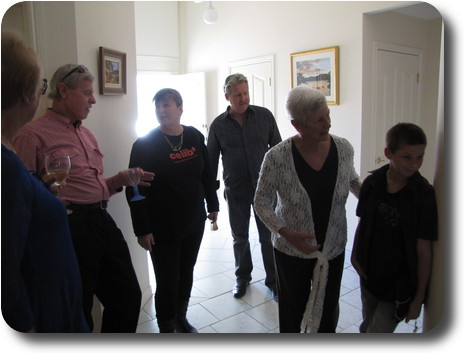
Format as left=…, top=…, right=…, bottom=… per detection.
left=228, top=55, right=275, bottom=114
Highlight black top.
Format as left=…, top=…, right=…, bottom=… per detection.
left=126, top=126, right=219, bottom=240
left=355, top=164, right=438, bottom=301
left=207, top=105, right=282, bottom=193
left=292, top=137, right=338, bottom=248
left=366, top=188, right=409, bottom=300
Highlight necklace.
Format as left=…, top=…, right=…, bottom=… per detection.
left=163, top=130, right=184, bottom=152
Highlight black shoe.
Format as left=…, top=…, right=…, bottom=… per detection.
left=175, top=317, right=198, bottom=333
left=267, top=286, right=278, bottom=302
left=233, top=280, right=250, bottom=298
left=270, top=289, right=278, bottom=302
left=158, top=319, right=176, bottom=333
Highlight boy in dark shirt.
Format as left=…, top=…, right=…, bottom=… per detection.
left=351, top=123, right=438, bottom=333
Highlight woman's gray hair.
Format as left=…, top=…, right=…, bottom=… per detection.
left=285, top=85, right=327, bottom=124
left=223, top=73, right=248, bottom=94
left=48, top=64, right=94, bottom=99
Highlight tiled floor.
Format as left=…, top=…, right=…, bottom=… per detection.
left=136, top=202, right=423, bottom=334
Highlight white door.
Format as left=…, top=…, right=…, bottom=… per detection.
left=372, top=44, right=421, bottom=167
left=228, top=55, right=275, bottom=114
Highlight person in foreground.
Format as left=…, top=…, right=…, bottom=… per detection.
left=1, top=32, right=88, bottom=332
left=254, top=86, right=361, bottom=333
left=126, top=88, right=219, bottom=333
left=207, top=73, right=281, bottom=299
left=14, top=63, right=153, bottom=333
left=351, top=123, right=438, bottom=333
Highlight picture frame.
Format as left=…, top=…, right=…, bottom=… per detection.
left=290, top=46, right=339, bottom=105
left=98, top=47, right=127, bottom=95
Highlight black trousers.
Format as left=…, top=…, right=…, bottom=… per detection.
left=68, top=208, right=141, bottom=333
left=150, top=222, right=205, bottom=321
left=225, top=185, right=276, bottom=290
left=274, top=248, right=345, bottom=333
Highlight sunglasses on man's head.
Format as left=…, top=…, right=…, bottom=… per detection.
left=60, top=65, right=89, bottom=82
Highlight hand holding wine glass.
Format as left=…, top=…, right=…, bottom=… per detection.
left=44, top=154, right=71, bottom=196
left=128, top=167, right=145, bottom=201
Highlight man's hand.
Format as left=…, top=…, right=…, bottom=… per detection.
left=42, top=173, right=66, bottom=196
left=118, top=168, right=155, bottom=187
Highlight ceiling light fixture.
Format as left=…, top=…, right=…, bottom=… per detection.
left=203, top=1, right=218, bottom=25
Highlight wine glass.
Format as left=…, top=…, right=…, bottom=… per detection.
left=128, top=167, right=145, bottom=201
left=44, top=154, right=71, bottom=196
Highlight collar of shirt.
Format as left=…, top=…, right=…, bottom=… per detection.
left=225, top=105, right=257, bottom=120
left=46, top=108, right=82, bottom=129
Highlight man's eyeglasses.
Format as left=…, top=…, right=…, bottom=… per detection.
left=60, top=65, right=89, bottom=83
left=40, top=78, right=48, bottom=96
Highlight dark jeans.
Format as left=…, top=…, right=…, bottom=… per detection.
left=274, top=248, right=345, bottom=333
left=68, top=209, right=142, bottom=333
left=150, top=222, right=204, bottom=321
left=225, top=186, right=276, bottom=290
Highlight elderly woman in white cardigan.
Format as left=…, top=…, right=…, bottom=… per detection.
left=254, top=86, right=361, bottom=333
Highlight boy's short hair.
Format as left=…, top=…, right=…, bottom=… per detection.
left=386, top=123, right=427, bottom=153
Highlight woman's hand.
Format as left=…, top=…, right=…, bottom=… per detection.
left=207, top=211, right=218, bottom=223
left=278, top=227, right=321, bottom=255
left=138, top=233, right=155, bottom=252
left=406, top=297, right=423, bottom=323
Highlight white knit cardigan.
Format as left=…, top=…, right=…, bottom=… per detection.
left=254, top=135, right=361, bottom=333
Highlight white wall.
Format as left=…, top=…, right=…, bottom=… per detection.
left=134, top=1, right=179, bottom=58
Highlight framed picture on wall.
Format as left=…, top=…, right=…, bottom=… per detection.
left=99, top=47, right=127, bottom=95
left=290, top=46, right=339, bottom=105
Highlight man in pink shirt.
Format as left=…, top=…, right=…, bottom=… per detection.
left=14, top=64, right=154, bottom=333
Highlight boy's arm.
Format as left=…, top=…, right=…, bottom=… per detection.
left=350, top=222, right=367, bottom=280
left=406, top=238, right=433, bottom=322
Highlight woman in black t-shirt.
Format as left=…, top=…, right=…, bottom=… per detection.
left=126, top=88, right=219, bottom=333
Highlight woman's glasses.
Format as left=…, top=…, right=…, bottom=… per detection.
left=40, top=78, right=48, bottom=95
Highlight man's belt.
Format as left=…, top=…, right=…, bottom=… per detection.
left=67, top=201, right=108, bottom=211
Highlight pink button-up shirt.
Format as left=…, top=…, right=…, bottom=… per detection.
left=14, top=109, right=121, bottom=204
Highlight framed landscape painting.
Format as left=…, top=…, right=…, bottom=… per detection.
left=291, top=46, right=339, bottom=105
left=99, top=47, right=127, bottom=95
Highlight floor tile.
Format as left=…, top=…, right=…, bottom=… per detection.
left=200, top=292, right=252, bottom=320
left=193, top=273, right=236, bottom=298
left=211, top=312, right=270, bottom=333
